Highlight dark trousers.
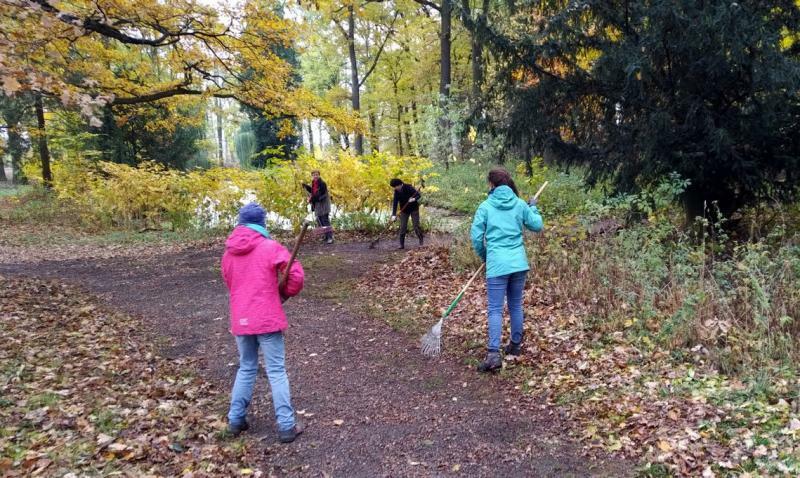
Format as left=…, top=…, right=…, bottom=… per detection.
left=399, top=210, right=422, bottom=246
left=317, top=214, right=333, bottom=241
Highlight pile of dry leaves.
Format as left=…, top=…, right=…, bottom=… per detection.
left=357, top=247, right=800, bottom=477
left=0, top=278, right=260, bottom=477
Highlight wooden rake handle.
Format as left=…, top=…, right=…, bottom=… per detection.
left=392, top=199, right=412, bottom=219
left=279, top=221, right=311, bottom=291
left=532, top=180, right=549, bottom=201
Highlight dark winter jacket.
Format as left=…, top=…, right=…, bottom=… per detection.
left=302, top=178, right=331, bottom=217
left=392, top=184, right=421, bottom=215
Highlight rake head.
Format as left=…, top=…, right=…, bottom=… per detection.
left=311, top=226, right=333, bottom=235
left=420, top=319, right=443, bottom=357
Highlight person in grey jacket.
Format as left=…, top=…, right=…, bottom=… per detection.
left=302, top=170, right=333, bottom=244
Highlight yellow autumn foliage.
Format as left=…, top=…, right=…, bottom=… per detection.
left=24, top=152, right=435, bottom=230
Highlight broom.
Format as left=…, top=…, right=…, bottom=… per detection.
left=420, top=180, right=549, bottom=357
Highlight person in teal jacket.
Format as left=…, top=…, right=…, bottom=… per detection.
left=470, top=167, right=543, bottom=372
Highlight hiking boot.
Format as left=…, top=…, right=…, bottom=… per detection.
left=278, top=421, right=305, bottom=443
left=325, top=237, right=334, bottom=244
left=418, top=236, right=424, bottom=246
left=477, top=351, right=502, bottom=373
left=397, top=244, right=405, bottom=250
left=227, top=420, right=249, bottom=437
left=504, top=337, right=524, bottom=357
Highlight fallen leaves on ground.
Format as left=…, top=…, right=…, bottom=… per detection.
left=0, top=278, right=261, bottom=476
left=0, top=222, right=402, bottom=265
left=0, top=223, right=224, bottom=264
left=357, top=246, right=800, bottom=477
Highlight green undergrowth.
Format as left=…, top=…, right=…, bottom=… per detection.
left=425, top=159, right=604, bottom=218
left=1, top=184, right=447, bottom=253
left=359, top=172, right=800, bottom=476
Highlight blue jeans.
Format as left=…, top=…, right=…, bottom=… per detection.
left=228, top=333, right=295, bottom=431
left=486, top=271, right=528, bottom=351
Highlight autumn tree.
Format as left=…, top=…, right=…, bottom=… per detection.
left=240, top=8, right=303, bottom=166
left=1, top=0, right=356, bottom=179
left=463, top=0, right=800, bottom=218
left=303, top=0, right=401, bottom=155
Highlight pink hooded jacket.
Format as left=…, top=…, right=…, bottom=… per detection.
left=221, top=226, right=304, bottom=336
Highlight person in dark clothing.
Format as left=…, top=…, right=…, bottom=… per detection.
left=390, top=178, right=423, bottom=249
left=302, top=171, right=334, bottom=244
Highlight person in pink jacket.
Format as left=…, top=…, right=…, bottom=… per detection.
left=221, top=203, right=305, bottom=443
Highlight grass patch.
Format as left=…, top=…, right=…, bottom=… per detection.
left=0, top=184, right=33, bottom=198
left=422, top=376, right=446, bottom=391
left=27, top=392, right=61, bottom=409
left=0, top=185, right=226, bottom=249
left=92, top=409, right=124, bottom=434
left=0, top=186, right=78, bottom=226
left=300, top=254, right=347, bottom=275
left=425, top=161, right=493, bottom=214
left=426, top=159, right=603, bottom=219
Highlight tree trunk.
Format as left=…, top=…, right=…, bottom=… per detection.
left=3, top=97, right=29, bottom=184
left=215, top=98, right=223, bottom=164
left=439, top=0, right=452, bottom=170
left=470, top=29, right=483, bottom=102
left=34, top=93, right=52, bottom=187
left=0, top=150, right=6, bottom=181
left=410, top=98, right=421, bottom=156
left=439, top=0, right=452, bottom=100
left=369, top=112, right=380, bottom=153
left=403, top=105, right=414, bottom=156
left=307, top=119, right=316, bottom=155
left=9, top=127, right=25, bottom=184
left=396, top=107, right=404, bottom=156
left=393, top=81, right=404, bottom=155
left=462, top=0, right=486, bottom=103
left=347, top=6, right=364, bottom=155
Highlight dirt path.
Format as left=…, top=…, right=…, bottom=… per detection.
left=0, top=238, right=631, bottom=477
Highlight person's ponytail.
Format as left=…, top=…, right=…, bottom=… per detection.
left=487, top=167, right=519, bottom=197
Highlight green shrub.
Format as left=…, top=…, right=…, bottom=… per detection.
left=449, top=173, right=800, bottom=378
left=427, top=158, right=603, bottom=218
left=19, top=152, right=435, bottom=232
left=0, top=186, right=81, bottom=226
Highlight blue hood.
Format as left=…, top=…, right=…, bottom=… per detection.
left=487, top=185, right=518, bottom=210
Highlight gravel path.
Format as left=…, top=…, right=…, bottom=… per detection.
left=0, top=239, right=631, bottom=477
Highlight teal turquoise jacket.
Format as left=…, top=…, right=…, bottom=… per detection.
left=470, top=185, right=543, bottom=278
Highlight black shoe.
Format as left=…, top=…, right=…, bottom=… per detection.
left=278, top=422, right=305, bottom=443
left=477, top=351, right=502, bottom=373
left=504, top=337, right=523, bottom=357
left=227, top=420, right=249, bottom=437
left=418, top=236, right=424, bottom=246
left=397, top=244, right=405, bottom=250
